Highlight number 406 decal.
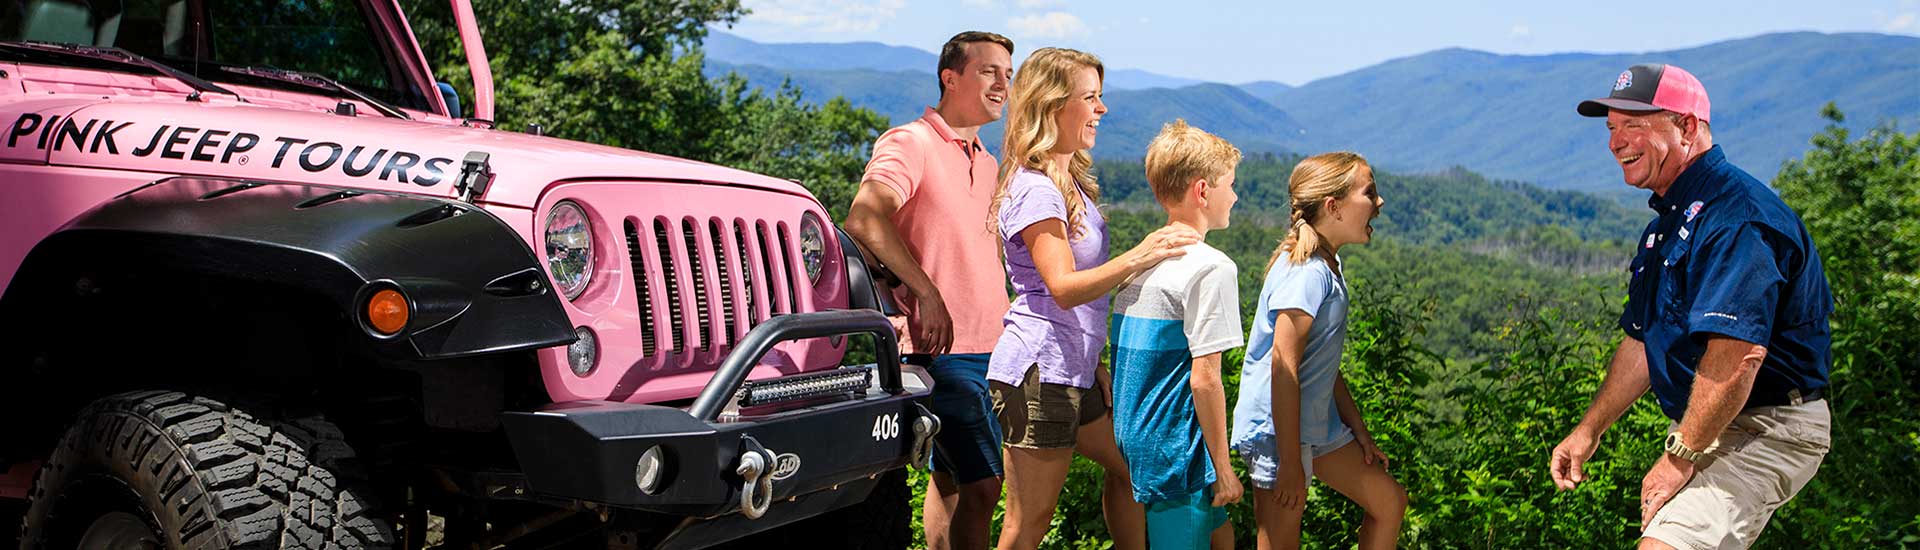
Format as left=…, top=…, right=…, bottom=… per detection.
left=871, top=413, right=900, bottom=441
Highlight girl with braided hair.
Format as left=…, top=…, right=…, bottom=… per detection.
left=1230, top=152, right=1407, bottom=550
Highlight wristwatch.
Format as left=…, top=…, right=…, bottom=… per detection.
left=1664, top=433, right=1706, bottom=463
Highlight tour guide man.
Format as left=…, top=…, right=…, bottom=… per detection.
left=1547, top=63, right=1834, bottom=550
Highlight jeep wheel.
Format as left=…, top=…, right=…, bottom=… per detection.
left=20, top=391, right=395, bottom=549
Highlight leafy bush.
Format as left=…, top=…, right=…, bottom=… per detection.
left=1763, top=105, right=1920, bottom=549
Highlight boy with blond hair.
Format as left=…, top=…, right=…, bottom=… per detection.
left=1110, top=119, right=1246, bottom=549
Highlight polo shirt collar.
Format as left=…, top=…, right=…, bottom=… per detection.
left=921, top=107, right=984, bottom=152
left=1649, top=145, right=1730, bottom=213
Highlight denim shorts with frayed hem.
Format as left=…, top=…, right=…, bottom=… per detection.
left=1239, top=429, right=1354, bottom=489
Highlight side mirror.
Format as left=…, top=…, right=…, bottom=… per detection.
left=436, top=81, right=463, bottom=118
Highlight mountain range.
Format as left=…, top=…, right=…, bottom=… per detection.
left=704, top=31, right=1920, bottom=194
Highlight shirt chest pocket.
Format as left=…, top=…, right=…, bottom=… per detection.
left=1657, top=239, right=1693, bottom=323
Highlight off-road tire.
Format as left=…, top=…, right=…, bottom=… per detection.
left=19, top=390, right=395, bottom=549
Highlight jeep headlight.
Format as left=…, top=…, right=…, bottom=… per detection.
left=799, top=212, right=825, bottom=285
left=545, top=201, right=593, bottom=300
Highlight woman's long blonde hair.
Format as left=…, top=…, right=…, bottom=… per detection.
left=1267, top=152, right=1370, bottom=273
left=991, top=47, right=1104, bottom=241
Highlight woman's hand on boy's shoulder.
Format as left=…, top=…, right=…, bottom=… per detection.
left=1120, top=225, right=1200, bottom=271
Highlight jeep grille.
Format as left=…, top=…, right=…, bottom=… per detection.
left=625, top=216, right=805, bottom=359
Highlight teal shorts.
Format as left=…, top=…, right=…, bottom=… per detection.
left=1145, top=487, right=1229, bottom=549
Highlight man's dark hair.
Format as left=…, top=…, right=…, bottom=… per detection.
left=936, top=31, right=1013, bottom=97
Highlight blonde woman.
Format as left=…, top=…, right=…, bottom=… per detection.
left=986, top=47, right=1196, bottom=550
left=1229, top=152, right=1406, bottom=550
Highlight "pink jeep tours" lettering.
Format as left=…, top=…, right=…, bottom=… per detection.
left=6, top=113, right=456, bottom=187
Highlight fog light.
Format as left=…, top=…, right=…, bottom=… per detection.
left=366, top=289, right=409, bottom=335
left=568, top=326, right=598, bottom=376
left=635, top=445, right=666, bottom=494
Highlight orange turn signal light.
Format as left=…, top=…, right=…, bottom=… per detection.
left=367, top=289, right=409, bottom=335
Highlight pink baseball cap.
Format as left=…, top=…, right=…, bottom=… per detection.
left=1577, top=63, right=1711, bottom=123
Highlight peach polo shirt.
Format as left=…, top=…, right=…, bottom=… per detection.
left=862, top=108, right=1010, bottom=354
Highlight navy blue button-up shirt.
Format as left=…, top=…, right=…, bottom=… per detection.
left=1619, top=146, right=1833, bottom=420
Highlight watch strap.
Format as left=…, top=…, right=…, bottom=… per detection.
left=1665, top=433, right=1706, bottom=462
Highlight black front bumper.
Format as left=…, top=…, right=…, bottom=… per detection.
left=498, top=310, right=932, bottom=518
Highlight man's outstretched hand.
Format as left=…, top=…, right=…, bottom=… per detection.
left=1550, top=430, right=1599, bottom=491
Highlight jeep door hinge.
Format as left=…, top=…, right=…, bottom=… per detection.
left=454, top=151, right=494, bottom=203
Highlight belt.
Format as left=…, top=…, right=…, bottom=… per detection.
left=1748, top=387, right=1824, bottom=409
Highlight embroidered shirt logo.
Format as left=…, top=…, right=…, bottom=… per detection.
left=1645, top=234, right=1657, bottom=249
left=1614, top=70, right=1634, bottom=91
left=1703, top=312, right=1740, bottom=321
left=1685, top=201, right=1705, bottom=222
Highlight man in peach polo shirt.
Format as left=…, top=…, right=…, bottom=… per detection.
left=845, top=31, right=1014, bottom=550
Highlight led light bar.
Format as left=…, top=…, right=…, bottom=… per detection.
left=736, top=366, right=874, bottom=408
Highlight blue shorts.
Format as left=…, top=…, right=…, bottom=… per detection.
left=908, top=353, right=1004, bottom=483
left=1145, top=487, right=1229, bottom=549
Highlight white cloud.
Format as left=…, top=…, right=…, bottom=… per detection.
left=1887, top=13, right=1917, bottom=33
left=1007, top=11, right=1090, bottom=40
left=742, top=0, right=907, bottom=33
left=1510, top=24, right=1531, bottom=38
left=1017, top=0, right=1067, bottom=8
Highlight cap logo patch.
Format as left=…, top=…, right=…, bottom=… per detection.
left=1614, top=70, right=1634, bottom=91
left=1685, top=201, right=1705, bottom=222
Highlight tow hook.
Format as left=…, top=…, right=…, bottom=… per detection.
left=909, top=402, right=941, bottom=471
left=735, top=435, right=776, bottom=519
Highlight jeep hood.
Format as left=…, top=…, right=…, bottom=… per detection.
left=3, top=98, right=817, bottom=208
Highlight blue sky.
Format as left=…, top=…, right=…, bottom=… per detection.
left=717, top=0, right=1920, bottom=85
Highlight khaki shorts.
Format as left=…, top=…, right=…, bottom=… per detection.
left=1644, top=400, right=1831, bottom=549
left=989, top=364, right=1109, bottom=449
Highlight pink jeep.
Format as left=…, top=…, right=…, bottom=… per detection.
left=0, top=1, right=934, bottom=548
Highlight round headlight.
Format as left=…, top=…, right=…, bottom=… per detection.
left=799, top=212, right=825, bottom=285
left=545, top=201, right=593, bottom=300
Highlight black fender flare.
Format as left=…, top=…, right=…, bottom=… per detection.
left=1, top=177, right=573, bottom=360
left=836, top=227, right=899, bottom=316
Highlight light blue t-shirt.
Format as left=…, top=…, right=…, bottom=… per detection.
left=1231, top=253, right=1351, bottom=452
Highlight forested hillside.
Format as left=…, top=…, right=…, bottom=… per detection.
left=1098, top=154, right=1638, bottom=364
left=707, top=31, right=1920, bottom=193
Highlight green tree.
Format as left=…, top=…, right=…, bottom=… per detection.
left=1765, top=104, right=1920, bottom=548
